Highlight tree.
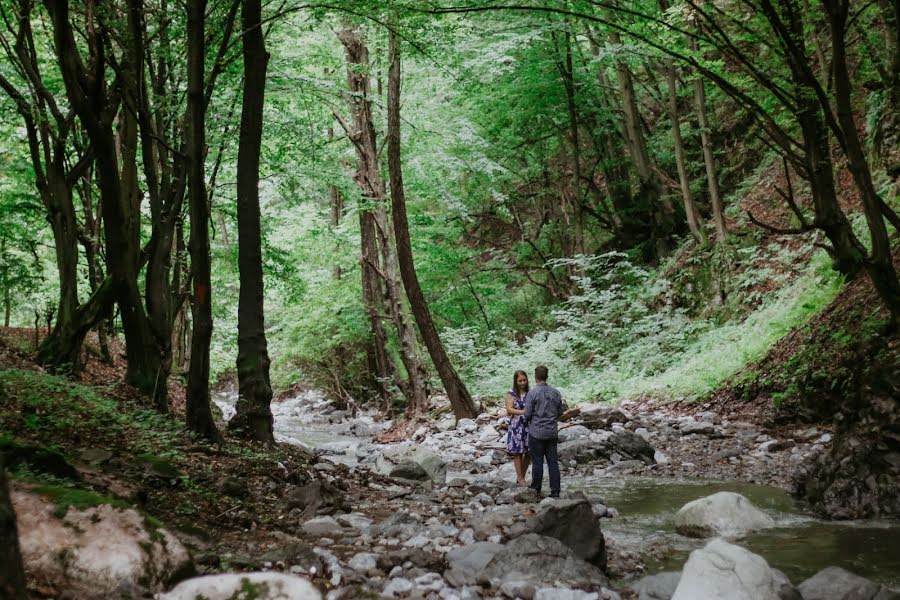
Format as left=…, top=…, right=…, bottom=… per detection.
left=44, top=0, right=165, bottom=403
left=337, top=26, right=431, bottom=415
left=387, top=28, right=479, bottom=420
left=0, top=0, right=114, bottom=373
left=231, top=0, right=275, bottom=443
left=185, top=0, right=222, bottom=442
left=0, top=456, right=26, bottom=599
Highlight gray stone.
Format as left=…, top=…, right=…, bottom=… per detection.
left=496, top=486, right=540, bottom=505
left=282, top=480, right=350, bottom=516
left=508, top=499, right=606, bottom=567
left=629, top=572, right=681, bottom=600
left=680, top=420, right=716, bottom=435
left=160, top=573, right=321, bottom=600
left=375, top=444, right=448, bottom=483
left=671, top=539, right=780, bottom=600
left=348, top=552, right=379, bottom=573
left=674, top=491, right=775, bottom=538
left=444, top=542, right=504, bottom=587
left=797, top=566, right=900, bottom=600
left=259, top=542, right=323, bottom=574
left=390, top=461, right=429, bottom=481
left=535, top=589, right=600, bottom=600
left=480, top=534, right=608, bottom=588
left=558, top=425, right=592, bottom=442
left=301, top=516, right=344, bottom=538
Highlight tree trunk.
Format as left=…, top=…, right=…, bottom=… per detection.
left=690, top=38, right=727, bottom=243
left=0, top=456, right=26, bottom=600
left=664, top=59, right=706, bottom=244
left=231, top=0, right=275, bottom=444
left=45, top=0, right=164, bottom=402
left=185, top=0, right=221, bottom=442
left=338, top=27, right=398, bottom=407
left=608, top=28, right=673, bottom=259
left=554, top=28, right=585, bottom=254
left=825, top=0, right=900, bottom=317
left=387, top=30, right=478, bottom=420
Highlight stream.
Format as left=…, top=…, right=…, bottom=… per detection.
left=214, top=389, right=900, bottom=590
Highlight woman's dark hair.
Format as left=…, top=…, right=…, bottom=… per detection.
left=513, top=370, right=529, bottom=395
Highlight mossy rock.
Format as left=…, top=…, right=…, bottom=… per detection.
left=0, top=437, right=80, bottom=481
left=30, top=482, right=129, bottom=518
left=135, top=453, right=182, bottom=480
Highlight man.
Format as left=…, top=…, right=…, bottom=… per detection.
left=523, top=365, right=568, bottom=498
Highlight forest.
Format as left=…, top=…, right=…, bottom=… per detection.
left=0, top=0, right=899, bottom=598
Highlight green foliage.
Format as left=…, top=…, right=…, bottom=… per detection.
left=30, top=483, right=129, bottom=518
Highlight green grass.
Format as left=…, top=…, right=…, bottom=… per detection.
left=30, top=483, right=129, bottom=518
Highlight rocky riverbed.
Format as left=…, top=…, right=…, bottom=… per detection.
left=192, top=390, right=900, bottom=599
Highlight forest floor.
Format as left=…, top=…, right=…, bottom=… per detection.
left=0, top=317, right=869, bottom=599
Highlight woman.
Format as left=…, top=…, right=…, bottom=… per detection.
left=505, top=370, right=531, bottom=485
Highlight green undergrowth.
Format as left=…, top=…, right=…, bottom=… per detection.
left=30, top=483, right=130, bottom=518
left=448, top=245, right=843, bottom=406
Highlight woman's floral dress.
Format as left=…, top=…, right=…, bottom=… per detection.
left=506, top=388, right=529, bottom=455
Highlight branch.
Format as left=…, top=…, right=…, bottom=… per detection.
left=746, top=210, right=810, bottom=235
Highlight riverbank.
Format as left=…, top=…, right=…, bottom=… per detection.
left=3, top=328, right=900, bottom=599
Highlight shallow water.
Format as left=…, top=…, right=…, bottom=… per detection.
left=572, top=476, right=900, bottom=587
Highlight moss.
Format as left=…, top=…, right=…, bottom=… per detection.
left=135, top=453, right=182, bottom=479
left=32, top=483, right=129, bottom=518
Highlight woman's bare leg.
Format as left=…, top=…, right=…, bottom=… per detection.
left=522, top=453, right=531, bottom=481
left=513, top=455, right=526, bottom=484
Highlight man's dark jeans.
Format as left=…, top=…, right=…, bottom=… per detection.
left=529, top=435, right=560, bottom=497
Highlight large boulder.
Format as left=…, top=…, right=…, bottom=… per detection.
left=797, top=566, right=900, bottom=600
left=607, top=431, right=655, bottom=463
left=674, top=492, right=775, bottom=538
left=160, top=572, right=321, bottom=599
left=509, top=499, right=606, bottom=567
left=479, top=534, right=609, bottom=593
left=671, top=539, right=781, bottom=600
left=375, top=444, right=447, bottom=483
left=13, top=483, right=192, bottom=598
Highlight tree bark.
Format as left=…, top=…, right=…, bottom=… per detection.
left=339, top=27, right=396, bottom=405
left=0, top=456, right=26, bottom=600
left=824, top=0, right=900, bottom=316
left=387, top=30, right=478, bottom=420
left=608, top=28, right=674, bottom=259
left=664, top=59, right=706, bottom=244
left=44, top=0, right=164, bottom=400
left=690, top=38, right=727, bottom=243
left=231, top=0, right=275, bottom=444
left=185, top=0, right=221, bottom=442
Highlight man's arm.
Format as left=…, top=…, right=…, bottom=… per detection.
left=524, top=390, right=535, bottom=423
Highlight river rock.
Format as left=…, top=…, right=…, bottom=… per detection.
left=371, top=511, right=424, bottom=541
left=679, top=420, right=716, bottom=435
left=457, top=418, right=478, bottom=433
left=559, top=438, right=599, bottom=463
left=535, top=588, right=600, bottom=600
left=12, top=483, right=192, bottom=598
left=301, top=515, right=344, bottom=537
left=674, top=491, right=775, bottom=538
left=390, top=460, right=429, bottom=481
left=496, top=486, right=540, bottom=504
left=375, top=444, right=448, bottom=483
left=259, top=542, right=323, bottom=574
left=444, top=542, right=505, bottom=587
left=797, top=566, right=900, bottom=600
left=160, top=572, right=321, bottom=599
left=348, top=552, right=380, bottom=573
left=508, top=498, right=606, bottom=567
left=607, top=431, right=655, bottom=463
left=671, top=538, right=781, bottom=600
left=480, top=534, right=608, bottom=589
left=282, top=480, right=350, bottom=516
left=629, top=572, right=681, bottom=600
left=559, top=425, right=592, bottom=442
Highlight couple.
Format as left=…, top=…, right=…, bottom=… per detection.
left=505, top=365, right=568, bottom=498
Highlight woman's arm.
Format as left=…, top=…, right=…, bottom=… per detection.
left=505, top=393, right=525, bottom=416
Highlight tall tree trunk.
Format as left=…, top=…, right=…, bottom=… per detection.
left=825, top=1, right=900, bottom=316
left=373, top=209, right=431, bottom=416
left=338, top=27, right=396, bottom=407
left=690, top=39, right=727, bottom=243
left=664, top=59, right=706, bottom=244
left=45, top=0, right=163, bottom=398
left=231, top=0, right=275, bottom=444
left=608, top=28, right=673, bottom=258
left=338, top=27, right=430, bottom=413
left=554, top=28, right=585, bottom=254
left=387, top=30, right=478, bottom=420
left=0, top=456, right=26, bottom=600
left=185, top=0, right=221, bottom=442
